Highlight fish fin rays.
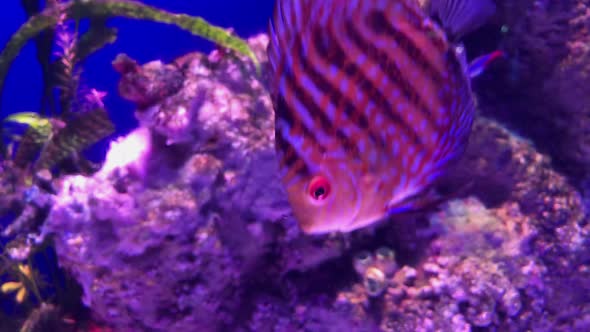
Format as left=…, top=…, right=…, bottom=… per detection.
left=267, top=0, right=309, bottom=68
left=468, top=50, right=506, bottom=79
left=386, top=179, right=474, bottom=215
left=428, top=0, right=496, bottom=40
left=386, top=187, right=440, bottom=215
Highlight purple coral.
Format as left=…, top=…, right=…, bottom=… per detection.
left=36, top=28, right=590, bottom=332
left=477, top=0, right=590, bottom=181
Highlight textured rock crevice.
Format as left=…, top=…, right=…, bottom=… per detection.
left=39, top=31, right=590, bottom=331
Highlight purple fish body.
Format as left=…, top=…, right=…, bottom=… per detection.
left=267, top=0, right=495, bottom=234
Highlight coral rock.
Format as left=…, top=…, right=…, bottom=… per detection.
left=41, top=33, right=590, bottom=331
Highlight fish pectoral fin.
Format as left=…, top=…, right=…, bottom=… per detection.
left=427, top=0, right=496, bottom=40
left=387, top=187, right=442, bottom=215
left=387, top=180, right=474, bottom=215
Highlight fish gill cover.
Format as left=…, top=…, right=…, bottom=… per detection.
left=0, top=0, right=589, bottom=331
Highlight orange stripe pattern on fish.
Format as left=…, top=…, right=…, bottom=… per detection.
left=267, top=0, right=496, bottom=234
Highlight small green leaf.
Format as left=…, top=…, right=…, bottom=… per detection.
left=3, top=112, right=52, bottom=132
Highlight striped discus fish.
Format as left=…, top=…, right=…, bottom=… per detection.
left=267, top=0, right=497, bottom=234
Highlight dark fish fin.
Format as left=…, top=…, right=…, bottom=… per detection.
left=428, top=0, right=496, bottom=40
left=387, top=189, right=444, bottom=215
left=387, top=180, right=474, bottom=215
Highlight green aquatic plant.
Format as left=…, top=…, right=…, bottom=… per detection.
left=0, top=239, right=88, bottom=331
left=0, top=0, right=260, bottom=114
left=3, top=112, right=53, bottom=141
left=2, top=109, right=114, bottom=172
left=1, top=262, right=42, bottom=304
left=0, top=242, right=45, bottom=307
left=3, top=112, right=54, bottom=169
left=36, top=107, right=114, bottom=171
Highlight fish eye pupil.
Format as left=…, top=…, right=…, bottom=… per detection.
left=314, top=187, right=325, bottom=198
left=309, top=176, right=331, bottom=201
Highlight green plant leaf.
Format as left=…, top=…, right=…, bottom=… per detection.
left=35, top=107, right=114, bottom=170
left=3, top=112, right=52, bottom=133
left=0, top=0, right=260, bottom=113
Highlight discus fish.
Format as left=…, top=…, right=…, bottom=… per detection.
left=267, top=0, right=496, bottom=234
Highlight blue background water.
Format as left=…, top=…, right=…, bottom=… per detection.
left=0, top=0, right=274, bottom=139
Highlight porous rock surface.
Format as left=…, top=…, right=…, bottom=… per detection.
left=41, top=33, right=590, bottom=331
left=477, top=0, right=590, bottom=181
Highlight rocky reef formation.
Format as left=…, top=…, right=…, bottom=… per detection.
left=36, top=30, right=590, bottom=332
left=477, top=0, right=590, bottom=181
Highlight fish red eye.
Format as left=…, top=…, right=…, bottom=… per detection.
left=308, top=176, right=331, bottom=201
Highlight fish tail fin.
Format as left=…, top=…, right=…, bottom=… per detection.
left=428, top=0, right=496, bottom=40
left=468, top=50, right=506, bottom=79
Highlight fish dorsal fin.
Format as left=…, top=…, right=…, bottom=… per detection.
left=427, top=0, right=496, bottom=40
